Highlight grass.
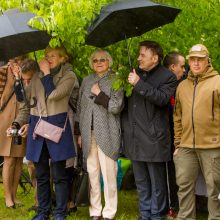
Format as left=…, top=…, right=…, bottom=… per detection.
left=0, top=167, right=208, bottom=220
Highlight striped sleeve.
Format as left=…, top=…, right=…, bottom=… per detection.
left=0, top=67, right=7, bottom=100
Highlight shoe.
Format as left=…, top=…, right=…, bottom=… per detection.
left=54, top=216, right=66, bottom=220
left=67, top=206, right=77, bottom=214
left=103, top=218, right=114, bottom=220
left=32, top=214, right=49, bottom=220
left=6, top=204, right=16, bottom=209
left=167, top=208, right=177, bottom=218
left=91, top=216, right=102, bottom=220
left=28, top=205, right=38, bottom=212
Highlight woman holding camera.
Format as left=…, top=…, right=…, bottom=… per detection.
left=0, top=56, right=26, bottom=208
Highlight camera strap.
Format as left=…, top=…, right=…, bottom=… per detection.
left=0, top=91, right=14, bottom=112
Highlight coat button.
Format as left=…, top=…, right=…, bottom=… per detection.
left=140, top=91, right=144, bottom=95
left=133, top=104, right=136, bottom=108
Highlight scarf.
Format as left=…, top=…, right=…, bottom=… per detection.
left=50, top=65, right=61, bottom=77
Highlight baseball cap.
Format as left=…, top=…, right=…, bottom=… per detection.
left=187, top=44, right=209, bottom=59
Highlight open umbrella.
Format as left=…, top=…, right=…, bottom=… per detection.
left=86, top=0, right=181, bottom=67
left=0, top=8, right=50, bottom=108
left=0, top=8, right=51, bottom=60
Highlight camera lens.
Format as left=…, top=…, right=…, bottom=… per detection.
left=10, top=128, right=18, bottom=136
left=10, top=128, right=22, bottom=145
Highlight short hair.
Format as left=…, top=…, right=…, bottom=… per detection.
left=139, top=40, right=163, bottom=63
left=89, top=50, right=113, bottom=69
left=163, top=51, right=184, bottom=68
left=21, top=59, right=39, bottom=74
left=45, top=45, right=70, bottom=63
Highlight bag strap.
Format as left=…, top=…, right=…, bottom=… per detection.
left=33, top=117, right=42, bottom=140
left=34, top=73, right=69, bottom=130
left=0, top=91, right=14, bottom=112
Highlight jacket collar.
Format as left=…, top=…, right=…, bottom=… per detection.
left=187, top=66, right=219, bottom=82
left=137, top=64, right=161, bottom=80
left=93, top=70, right=110, bottom=81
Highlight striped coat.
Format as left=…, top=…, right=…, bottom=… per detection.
left=77, top=71, right=124, bottom=161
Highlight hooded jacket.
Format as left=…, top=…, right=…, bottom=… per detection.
left=174, top=66, right=220, bottom=149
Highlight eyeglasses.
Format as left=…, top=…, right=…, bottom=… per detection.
left=92, top=58, right=108, bottom=64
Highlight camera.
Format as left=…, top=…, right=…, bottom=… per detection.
left=10, top=128, right=22, bottom=145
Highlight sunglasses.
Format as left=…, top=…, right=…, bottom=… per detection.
left=92, top=58, right=108, bottom=64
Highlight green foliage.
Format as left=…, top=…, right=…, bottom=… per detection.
left=1, top=0, right=220, bottom=95
left=112, top=66, right=133, bottom=97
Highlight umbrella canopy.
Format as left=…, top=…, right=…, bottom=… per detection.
left=86, top=0, right=181, bottom=47
left=0, top=9, right=51, bottom=60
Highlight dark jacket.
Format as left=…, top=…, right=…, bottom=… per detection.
left=121, top=64, right=178, bottom=162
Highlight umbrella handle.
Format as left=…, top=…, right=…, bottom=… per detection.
left=26, top=97, right=37, bottom=108
left=18, top=79, right=37, bottom=108
left=125, top=34, right=132, bottom=70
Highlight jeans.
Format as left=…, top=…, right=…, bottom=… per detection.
left=34, top=142, right=69, bottom=219
left=133, top=161, right=168, bottom=220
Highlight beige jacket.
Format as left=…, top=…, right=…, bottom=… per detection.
left=0, top=67, right=26, bottom=157
left=16, top=63, right=76, bottom=125
left=174, top=66, right=220, bottom=149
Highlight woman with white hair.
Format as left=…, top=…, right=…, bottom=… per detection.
left=76, top=50, right=124, bottom=220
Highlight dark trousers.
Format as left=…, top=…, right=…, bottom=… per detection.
left=133, top=161, right=168, bottom=220
left=34, top=143, right=69, bottom=218
left=167, top=160, right=179, bottom=209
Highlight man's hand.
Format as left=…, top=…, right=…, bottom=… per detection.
left=19, top=124, right=29, bottom=138
left=6, top=126, right=15, bottom=137
left=77, top=135, right=82, bottom=148
left=91, top=82, right=101, bottom=96
left=9, top=62, right=21, bottom=79
left=173, top=148, right=179, bottom=156
left=128, top=69, right=140, bottom=86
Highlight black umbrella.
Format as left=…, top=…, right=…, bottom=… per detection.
left=0, top=9, right=50, bottom=108
left=0, top=8, right=51, bottom=60
left=86, top=0, right=181, bottom=67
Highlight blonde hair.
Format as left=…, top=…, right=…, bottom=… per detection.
left=45, top=46, right=69, bottom=63
left=89, top=50, right=113, bottom=69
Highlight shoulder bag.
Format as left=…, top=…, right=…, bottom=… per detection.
left=33, top=101, right=68, bottom=143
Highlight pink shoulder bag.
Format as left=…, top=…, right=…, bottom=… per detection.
left=33, top=101, right=68, bottom=143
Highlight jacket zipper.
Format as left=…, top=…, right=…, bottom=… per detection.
left=212, top=91, right=215, bottom=121
left=192, top=78, right=198, bottom=148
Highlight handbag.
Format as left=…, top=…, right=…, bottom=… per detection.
left=72, top=149, right=90, bottom=207
left=33, top=101, right=68, bottom=143
left=33, top=117, right=67, bottom=143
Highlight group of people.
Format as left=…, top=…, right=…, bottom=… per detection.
left=0, top=40, right=219, bottom=220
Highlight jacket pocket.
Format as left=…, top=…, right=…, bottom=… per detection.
left=211, top=90, right=220, bottom=121
left=212, top=156, right=220, bottom=182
